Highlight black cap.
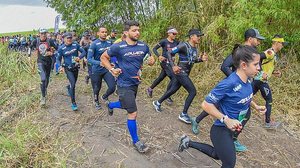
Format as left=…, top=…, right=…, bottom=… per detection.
left=244, top=28, right=265, bottom=40
left=112, top=29, right=118, bottom=33
left=188, top=28, right=204, bottom=36
left=63, top=32, right=72, bottom=38
left=83, top=31, right=90, bottom=36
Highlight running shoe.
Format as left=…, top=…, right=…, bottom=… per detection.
left=234, top=140, right=247, bottom=152
left=166, top=97, right=174, bottom=105
left=178, top=113, right=191, bottom=124
left=134, top=141, right=149, bottom=153
left=146, top=88, right=153, bottom=98
left=40, top=96, right=46, bottom=107
left=191, top=117, right=200, bottom=135
left=178, top=135, right=190, bottom=152
left=66, top=85, right=71, bottom=96
left=152, top=101, right=162, bottom=112
left=101, top=95, right=109, bottom=103
left=71, top=103, right=78, bottom=111
left=106, top=101, right=113, bottom=116
left=95, top=101, right=102, bottom=110
left=264, top=122, right=281, bottom=129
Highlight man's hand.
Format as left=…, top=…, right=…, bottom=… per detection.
left=59, top=66, right=64, bottom=73
left=254, top=105, right=267, bottom=115
left=172, top=66, right=181, bottom=74
left=201, top=52, right=208, bottom=62
left=262, top=72, right=268, bottom=80
left=45, top=51, right=54, bottom=57
left=158, top=56, right=166, bottom=62
left=110, top=68, right=122, bottom=77
left=273, top=70, right=281, bottom=77
left=74, top=57, right=80, bottom=62
left=147, top=56, right=155, bottom=66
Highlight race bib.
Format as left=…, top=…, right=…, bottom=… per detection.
left=238, top=109, right=248, bottom=122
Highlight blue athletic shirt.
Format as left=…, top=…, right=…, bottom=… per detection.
left=205, top=72, right=253, bottom=126
left=56, top=42, right=86, bottom=67
left=107, top=40, right=150, bottom=87
left=88, top=39, right=112, bottom=73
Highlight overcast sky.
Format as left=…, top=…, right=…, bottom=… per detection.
left=0, top=0, right=65, bottom=34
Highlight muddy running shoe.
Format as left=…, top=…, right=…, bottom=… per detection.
left=191, top=117, right=199, bottom=135
left=178, top=135, right=190, bottom=152
left=152, top=101, right=162, bottom=112
left=66, top=85, right=71, bottom=96
left=85, top=75, right=90, bottom=84
left=71, top=103, right=78, bottom=111
left=146, top=88, right=153, bottom=98
left=265, top=122, right=281, bottom=129
left=179, top=113, right=191, bottom=124
left=106, top=101, right=113, bottom=116
left=40, top=96, right=46, bottom=107
left=134, top=141, right=149, bottom=153
left=166, top=97, right=174, bottom=105
left=95, top=101, right=102, bottom=110
left=234, top=140, right=247, bottom=152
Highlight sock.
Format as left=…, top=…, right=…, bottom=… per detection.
left=196, top=111, right=209, bottom=123
left=127, top=119, right=139, bottom=144
left=109, top=101, right=121, bottom=109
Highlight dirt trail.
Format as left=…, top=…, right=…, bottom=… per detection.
left=41, top=70, right=300, bottom=168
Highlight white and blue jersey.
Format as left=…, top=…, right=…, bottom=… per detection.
left=107, top=40, right=150, bottom=87
left=87, top=39, right=112, bottom=73
left=56, top=42, right=86, bottom=67
left=205, top=72, right=253, bottom=126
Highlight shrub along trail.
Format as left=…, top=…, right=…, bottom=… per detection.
left=39, top=69, right=300, bottom=168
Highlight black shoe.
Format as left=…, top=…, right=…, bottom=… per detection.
left=95, top=101, right=102, bottom=110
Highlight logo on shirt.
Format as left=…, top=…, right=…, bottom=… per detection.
left=64, top=48, right=77, bottom=55
left=237, top=93, right=253, bottom=104
left=208, top=93, right=219, bottom=103
left=124, top=51, right=145, bottom=57
left=233, top=84, right=242, bottom=92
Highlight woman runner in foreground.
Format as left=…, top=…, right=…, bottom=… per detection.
left=178, top=45, right=266, bottom=168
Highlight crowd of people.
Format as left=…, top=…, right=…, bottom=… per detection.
left=3, top=20, right=288, bottom=167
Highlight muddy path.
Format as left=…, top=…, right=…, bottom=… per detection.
left=40, top=70, right=300, bottom=168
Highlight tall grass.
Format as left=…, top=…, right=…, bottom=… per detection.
left=0, top=45, right=67, bottom=167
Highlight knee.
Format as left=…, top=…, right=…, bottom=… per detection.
left=189, top=88, right=197, bottom=97
left=128, top=112, right=137, bottom=119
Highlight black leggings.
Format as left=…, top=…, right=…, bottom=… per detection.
left=65, top=68, right=79, bottom=103
left=158, top=70, right=196, bottom=113
left=150, top=62, right=173, bottom=91
left=189, top=125, right=236, bottom=168
left=38, top=62, right=51, bottom=97
left=252, top=80, right=272, bottom=123
left=195, top=109, right=251, bottom=140
left=91, top=71, right=116, bottom=102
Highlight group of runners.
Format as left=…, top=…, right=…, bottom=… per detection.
left=8, top=20, right=288, bottom=167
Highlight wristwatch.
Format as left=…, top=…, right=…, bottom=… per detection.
left=220, top=115, right=228, bottom=123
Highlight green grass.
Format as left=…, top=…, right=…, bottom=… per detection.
left=0, top=45, right=67, bottom=167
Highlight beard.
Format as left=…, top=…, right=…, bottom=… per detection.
left=128, top=34, right=139, bottom=42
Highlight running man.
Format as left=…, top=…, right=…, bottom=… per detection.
left=87, top=26, right=116, bottom=110
left=80, top=31, right=92, bottom=83
left=146, top=27, right=179, bottom=105
left=253, top=34, right=288, bottom=129
left=56, top=32, right=86, bottom=111
left=179, top=45, right=266, bottom=168
left=152, top=28, right=208, bottom=124
left=191, top=28, right=265, bottom=152
left=30, top=28, right=58, bottom=106
left=101, top=20, right=155, bottom=153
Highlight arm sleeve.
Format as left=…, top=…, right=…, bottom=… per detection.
left=78, top=44, right=86, bottom=59
left=87, top=42, right=101, bottom=65
left=152, top=40, right=164, bottom=57
left=221, top=54, right=234, bottom=77
left=56, top=47, right=63, bottom=66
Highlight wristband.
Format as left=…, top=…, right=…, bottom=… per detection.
left=220, top=115, right=228, bottom=123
